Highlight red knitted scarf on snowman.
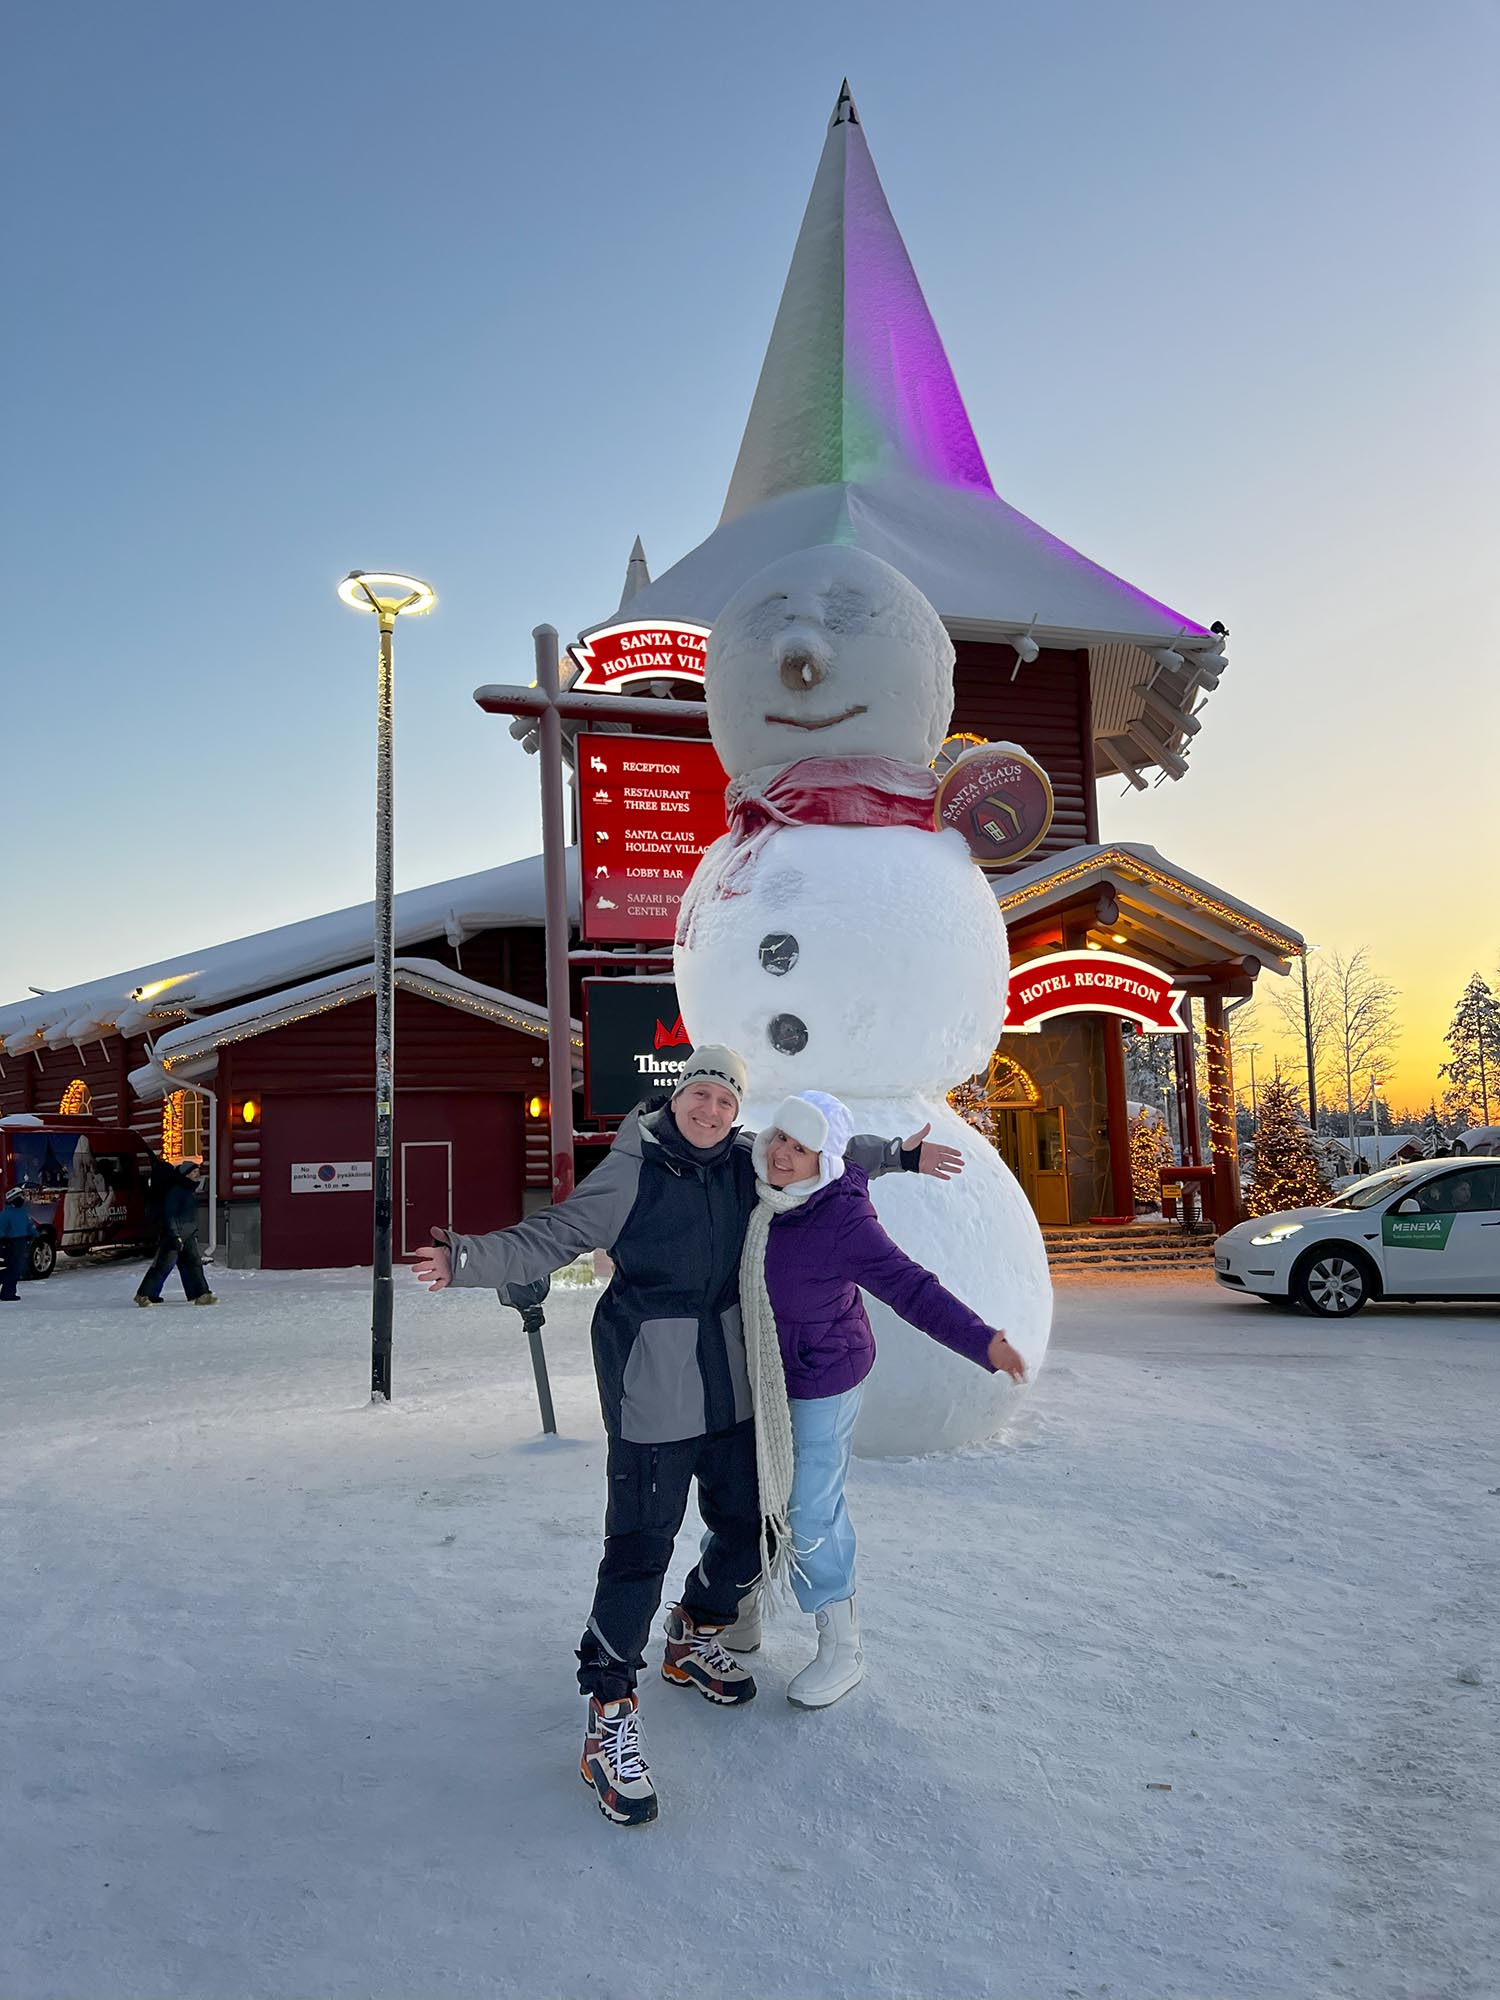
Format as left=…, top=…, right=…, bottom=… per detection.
left=725, top=755, right=938, bottom=845
left=675, top=757, right=940, bottom=946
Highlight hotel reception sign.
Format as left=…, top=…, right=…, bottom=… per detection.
left=1005, top=951, right=1189, bottom=1033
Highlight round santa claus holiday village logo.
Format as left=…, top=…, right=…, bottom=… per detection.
left=933, top=740, right=1054, bottom=865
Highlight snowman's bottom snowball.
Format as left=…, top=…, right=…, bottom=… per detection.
left=744, top=1094, right=1053, bottom=1458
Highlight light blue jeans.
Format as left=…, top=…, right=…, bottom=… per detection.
left=787, top=1385, right=863, bottom=1613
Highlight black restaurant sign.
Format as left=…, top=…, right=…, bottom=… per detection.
left=582, top=977, right=695, bottom=1120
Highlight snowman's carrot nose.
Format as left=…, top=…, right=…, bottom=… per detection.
left=778, top=649, right=826, bottom=692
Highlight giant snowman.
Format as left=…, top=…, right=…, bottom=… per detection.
left=674, top=546, right=1053, bottom=1455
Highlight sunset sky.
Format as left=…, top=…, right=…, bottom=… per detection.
left=4, top=1, right=1494, bottom=1112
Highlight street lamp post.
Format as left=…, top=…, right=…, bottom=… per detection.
left=1242, top=1043, right=1262, bottom=1124
left=337, top=570, right=436, bottom=1401
left=1299, top=945, right=1321, bottom=1130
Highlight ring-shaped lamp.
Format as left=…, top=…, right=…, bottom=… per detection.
left=338, top=570, right=437, bottom=617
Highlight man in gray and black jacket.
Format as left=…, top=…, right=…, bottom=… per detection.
left=413, top=1044, right=959, bottom=1827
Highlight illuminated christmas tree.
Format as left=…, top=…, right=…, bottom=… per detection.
left=1129, top=1107, right=1174, bottom=1206
left=1247, top=1074, right=1330, bottom=1216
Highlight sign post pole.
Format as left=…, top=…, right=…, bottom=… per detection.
left=534, top=625, right=577, bottom=1206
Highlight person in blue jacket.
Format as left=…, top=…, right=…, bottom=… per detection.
left=135, top=1158, right=218, bottom=1306
left=0, top=1186, right=37, bottom=1301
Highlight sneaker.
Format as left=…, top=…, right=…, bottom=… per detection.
left=579, top=1693, right=658, bottom=1826
left=661, top=1605, right=757, bottom=1705
left=192, top=1294, right=220, bottom=1306
left=133, top=1295, right=163, bottom=1308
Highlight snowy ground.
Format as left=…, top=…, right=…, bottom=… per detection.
left=3, top=1261, right=1496, bottom=2000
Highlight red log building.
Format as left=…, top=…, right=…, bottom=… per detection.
left=0, top=88, right=1300, bottom=1264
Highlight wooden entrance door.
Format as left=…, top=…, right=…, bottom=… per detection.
left=401, top=1140, right=452, bottom=1256
left=990, top=1106, right=1071, bottom=1226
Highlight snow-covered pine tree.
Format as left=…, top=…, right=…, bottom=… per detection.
left=1419, top=1102, right=1446, bottom=1157
left=1247, top=1075, right=1330, bottom=1216
left=1439, top=973, right=1500, bottom=1126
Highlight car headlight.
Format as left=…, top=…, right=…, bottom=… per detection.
left=1250, top=1223, right=1305, bottom=1246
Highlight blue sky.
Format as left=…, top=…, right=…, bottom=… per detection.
left=5, top=0, right=1495, bottom=1102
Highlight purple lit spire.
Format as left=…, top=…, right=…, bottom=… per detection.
left=722, top=82, right=993, bottom=522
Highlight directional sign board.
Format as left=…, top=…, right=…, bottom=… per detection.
left=577, top=734, right=728, bottom=943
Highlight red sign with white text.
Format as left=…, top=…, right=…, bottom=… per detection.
left=567, top=622, right=711, bottom=692
left=1005, top=951, right=1189, bottom=1033
left=577, top=734, right=728, bottom=943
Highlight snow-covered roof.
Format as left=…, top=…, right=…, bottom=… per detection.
left=599, top=85, right=1225, bottom=784
left=126, top=957, right=580, bottom=1101
left=993, top=842, right=1303, bottom=972
left=0, top=851, right=579, bottom=1055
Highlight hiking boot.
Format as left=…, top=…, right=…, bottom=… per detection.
left=579, top=1693, right=658, bottom=1827
left=787, top=1597, right=864, bottom=1710
left=133, top=1294, right=162, bottom=1308
left=719, top=1586, right=763, bottom=1654
left=661, top=1605, right=757, bottom=1705
left=192, top=1294, right=220, bottom=1306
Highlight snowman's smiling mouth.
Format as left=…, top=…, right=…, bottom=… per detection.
left=764, top=704, right=869, bottom=731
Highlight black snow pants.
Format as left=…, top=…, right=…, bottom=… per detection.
left=140, top=1228, right=210, bottom=1302
left=0, top=1238, right=24, bottom=1300
left=577, top=1418, right=762, bottom=1700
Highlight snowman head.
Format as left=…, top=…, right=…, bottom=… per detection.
left=705, top=546, right=955, bottom=779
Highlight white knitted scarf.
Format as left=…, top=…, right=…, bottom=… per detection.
left=739, top=1175, right=817, bottom=1599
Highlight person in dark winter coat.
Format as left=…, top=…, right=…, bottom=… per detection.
left=411, top=1044, right=960, bottom=1827
left=736, top=1090, right=1026, bottom=1711
left=135, top=1159, right=218, bottom=1307
left=0, top=1187, right=37, bottom=1301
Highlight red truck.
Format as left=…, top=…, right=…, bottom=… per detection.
left=0, top=1114, right=158, bottom=1280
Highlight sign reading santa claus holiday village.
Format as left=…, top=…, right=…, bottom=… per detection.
left=577, top=734, right=728, bottom=943
left=934, top=741, right=1055, bottom=866
left=566, top=621, right=711, bottom=692
left=582, top=977, right=691, bottom=1118
left=1004, top=951, right=1190, bottom=1034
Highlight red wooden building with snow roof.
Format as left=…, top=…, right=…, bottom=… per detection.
left=0, top=86, right=1301, bottom=1267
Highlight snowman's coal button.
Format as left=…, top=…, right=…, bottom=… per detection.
left=768, top=1013, right=808, bottom=1056
left=758, top=933, right=799, bottom=976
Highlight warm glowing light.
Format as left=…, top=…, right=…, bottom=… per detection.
left=1085, top=939, right=1103, bottom=950
left=527, top=1095, right=546, bottom=1120
left=131, top=973, right=197, bottom=1003
left=337, top=571, right=436, bottom=617
left=1111, top=933, right=1128, bottom=944
left=240, top=1098, right=259, bottom=1126
left=60, top=1079, right=92, bottom=1114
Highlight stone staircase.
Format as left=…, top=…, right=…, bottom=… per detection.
left=1043, top=1221, right=1218, bottom=1274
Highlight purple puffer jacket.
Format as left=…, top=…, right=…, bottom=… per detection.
left=765, top=1164, right=997, bottom=1400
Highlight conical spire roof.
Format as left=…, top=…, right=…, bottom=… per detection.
left=722, top=82, right=992, bottom=519
left=617, top=534, right=651, bottom=609
left=607, top=85, right=1217, bottom=672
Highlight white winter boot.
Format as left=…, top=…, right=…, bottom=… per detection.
left=719, top=1587, right=762, bottom=1655
left=786, top=1597, right=863, bottom=1709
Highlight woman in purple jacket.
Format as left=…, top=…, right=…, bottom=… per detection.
left=736, top=1090, right=1026, bottom=1709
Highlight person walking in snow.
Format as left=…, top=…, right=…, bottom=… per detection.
left=411, top=1045, right=960, bottom=1828
left=135, top=1158, right=218, bottom=1307
left=0, top=1186, right=37, bottom=1301
left=730, top=1090, right=1026, bottom=1710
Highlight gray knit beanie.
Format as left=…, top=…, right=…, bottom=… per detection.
left=671, top=1043, right=747, bottom=1107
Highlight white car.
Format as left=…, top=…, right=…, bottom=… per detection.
left=1215, top=1158, right=1500, bottom=1315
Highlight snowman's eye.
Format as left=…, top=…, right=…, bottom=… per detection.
left=820, top=585, right=872, bottom=633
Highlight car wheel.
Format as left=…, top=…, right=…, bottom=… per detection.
left=1292, top=1247, right=1373, bottom=1317
left=27, top=1234, right=57, bottom=1281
